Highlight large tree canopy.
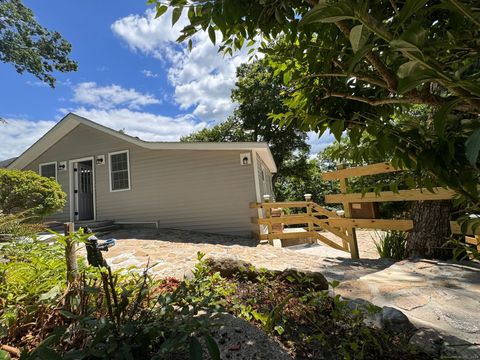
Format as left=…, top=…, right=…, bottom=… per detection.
left=0, top=0, right=77, bottom=87
left=152, top=0, right=480, bottom=204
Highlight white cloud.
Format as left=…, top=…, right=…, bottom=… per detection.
left=63, top=107, right=207, bottom=142
left=307, top=131, right=335, bottom=155
left=0, top=109, right=208, bottom=159
left=111, top=8, right=188, bottom=59
left=73, top=82, right=160, bottom=110
left=112, top=8, right=255, bottom=122
left=141, top=69, right=159, bottom=78
left=0, top=118, right=56, bottom=159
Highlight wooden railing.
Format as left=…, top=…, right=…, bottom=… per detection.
left=250, top=200, right=351, bottom=253
left=251, top=161, right=478, bottom=259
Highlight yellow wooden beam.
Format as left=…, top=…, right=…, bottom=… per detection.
left=322, top=162, right=401, bottom=180
left=258, top=231, right=318, bottom=241
left=325, top=187, right=456, bottom=203
left=318, top=218, right=414, bottom=231
left=252, top=201, right=322, bottom=209
left=253, top=215, right=311, bottom=225
left=316, top=233, right=349, bottom=252
left=465, top=236, right=480, bottom=246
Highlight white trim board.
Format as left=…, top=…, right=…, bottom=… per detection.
left=108, top=149, right=131, bottom=192
left=8, top=113, right=277, bottom=173
left=69, top=156, right=96, bottom=222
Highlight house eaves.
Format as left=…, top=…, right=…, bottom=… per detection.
left=8, top=113, right=277, bottom=173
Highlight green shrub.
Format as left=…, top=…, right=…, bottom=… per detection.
left=374, top=231, right=408, bottom=261
left=0, top=211, right=44, bottom=240
left=0, top=169, right=66, bottom=218
left=0, top=241, right=70, bottom=338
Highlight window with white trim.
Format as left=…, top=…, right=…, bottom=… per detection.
left=109, top=151, right=130, bottom=191
left=39, top=162, right=57, bottom=180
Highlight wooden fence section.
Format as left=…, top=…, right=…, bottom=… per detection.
left=251, top=200, right=351, bottom=253
left=251, top=161, right=478, bottom=259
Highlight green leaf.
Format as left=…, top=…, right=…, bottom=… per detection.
left=330, top=120, right=345, bottom=141
left=274, top=325, right=285, bottom=335
left=172, top=7, right=183, bottom=26
left=189, top=337, right=203, bottom=360
left=390, top=39, right=423, bottom=56
left=283, top=70, right=292, bottom=85
left=349, top=25, right=369, bottom=53
left=59, top=309, right=78, bottom=319
left=204, top=334, right=220, bottom=360
left=397, top=61, right=420, bottom=79
left=398, top=0, right=429, bottom=25
left=300, top=3, right=355, bottom=26
left=466, top=128, right=480, bottom=167
left=396, top=71, right=436, bottom=94
left=208, top=26, right=216, bottom=45
left=433, top=99, right=463, bottom=137
left=155, top=5, right=168, bottom=18
left=347, top=44, right=373, bottom=74
left=0, top=350, right=10, bottom=360
left=34, top=347, right=64, bottom=360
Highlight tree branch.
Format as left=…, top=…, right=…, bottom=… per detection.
left=321, top=91, right=477, bottom=112
left=335, top=20, right=398, bottom=92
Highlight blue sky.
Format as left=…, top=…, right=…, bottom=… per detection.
left=0, top=0, right=333, bottom=160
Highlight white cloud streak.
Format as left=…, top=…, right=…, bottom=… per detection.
left=73, top=82, right=161, bottom=110
left=0, top=118, right=56, bottom=159
left=62, top=107, right=207, bottom=142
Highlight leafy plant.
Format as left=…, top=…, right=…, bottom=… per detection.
left=0, top=169, right=66, bottom=218
left=374, top=231, right=408, bottom=261
left=21, top=253, right=222, bottom=360
left=445, top=236, right=480, bottom=262
left=0, top=240, right=77, bottom=342
left=0, top=211, right=44, bottom=240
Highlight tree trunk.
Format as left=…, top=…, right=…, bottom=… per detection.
left=407, top=200, right=453, bottom=259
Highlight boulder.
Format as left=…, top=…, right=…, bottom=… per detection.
left=381, top=306, right=415, bottom=334
left=209, top=313, right=293, bottom=360
left=346, top=298, right=382, bottom=329
left=409, top=328, right=444, bottom=357
left=206, top=257, right=258, bottom=280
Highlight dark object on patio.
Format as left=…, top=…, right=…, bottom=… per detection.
left=84, top=226, right=116, bottom=267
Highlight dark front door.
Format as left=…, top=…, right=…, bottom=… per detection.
left=75, top=161, right=94, bottom=221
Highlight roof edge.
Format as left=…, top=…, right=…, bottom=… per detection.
left=9, top=113, right=277, bottom=172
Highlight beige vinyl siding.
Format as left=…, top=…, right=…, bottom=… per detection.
left=256, top=152, right=274, bottom=200
left=23, top=124, right=258, bottom=236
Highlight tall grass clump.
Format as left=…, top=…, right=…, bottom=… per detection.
left=374, top=231, right=408, bottom=261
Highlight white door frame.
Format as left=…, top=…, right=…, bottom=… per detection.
left=69, top=156, right=96, bottom=222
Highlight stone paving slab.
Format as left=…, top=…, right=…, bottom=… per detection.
left=102, top=228, right=391, bottom=282
left=336, top=259, right=480, bottom=346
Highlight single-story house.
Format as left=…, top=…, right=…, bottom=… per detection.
left=7, top=113, right=276, bottom=236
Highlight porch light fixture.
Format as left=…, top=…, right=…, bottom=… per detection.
left=240, top=152, right=251, bottom=165
left=96, top=155, right=105, bottom=165
left=58, top=161, right=67, bottom=171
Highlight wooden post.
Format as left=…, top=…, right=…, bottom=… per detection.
left=305, top=194, right=314, bottom=243
left=263, top=195, right=273, bottom=245
left=64, top=222, right=79, bottom=284
left=337, top=164, right=359, bottom=259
